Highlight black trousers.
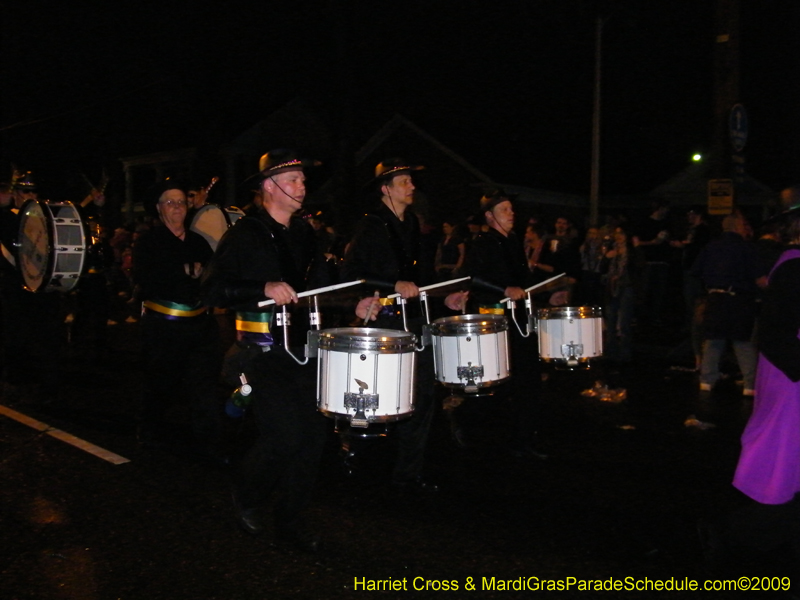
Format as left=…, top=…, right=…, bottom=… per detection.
left=0, top=273, right=62, bottom=389
left=230, top=345, right=327, bottom=532
left=140, top=311, right=222, bottom=446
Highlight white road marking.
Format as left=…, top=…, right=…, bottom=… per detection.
left=0, top=404, right=130, bottom=465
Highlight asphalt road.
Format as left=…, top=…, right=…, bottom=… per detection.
left=0, top=319, right=796, bottom=599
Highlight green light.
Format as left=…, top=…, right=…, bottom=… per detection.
left=692, top=154, right=702, bottom=162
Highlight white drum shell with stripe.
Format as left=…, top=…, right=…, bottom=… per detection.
left=536, top=306, right=603, bottom=363
left=316, top=328, right=416, bottom=423
left=430, top=314, right=510, bottom=389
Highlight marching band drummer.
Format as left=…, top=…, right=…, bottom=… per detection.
left=0, top=173, right=63, bottom=401
left=132, top=181, right=224, bottom=462
left=462, top=188, right=547, bottom=459
left=342, top=158, right=467, bottom=494
left=200, top=149, right=343, bottom=553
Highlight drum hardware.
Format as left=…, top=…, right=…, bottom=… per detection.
left=498, top=273, right=567, bottom=338
left=387, top=276, right=470, bottom=350
left=457, top=364, right=484, bottom=394
left=561, top=342, right=584, bottom=367
left=343, top=379, right=380, bottom=428
left=257, top=279, right=365, bottom=366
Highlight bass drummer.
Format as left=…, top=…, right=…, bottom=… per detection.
left=462, top=188, right=547, bottom=459
left=342, top=158, right=467, bottom=494
left=0, top=173, right=63, bottom=401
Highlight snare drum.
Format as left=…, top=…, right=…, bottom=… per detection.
left=17, top=200, right=86, bottom=293
left=316, top=327, right=416, bottom=428
left=190, top=204, right=245, bottom=251
left=536, top=306, right=603, bottom=367
left=430, top=314, right=510, bottom=393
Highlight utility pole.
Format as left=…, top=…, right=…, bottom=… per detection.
left=589, top=16, right=605, bottom=227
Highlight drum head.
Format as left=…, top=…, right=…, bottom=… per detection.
left=317, top=327, right=416, bottom=353
left=190, top=205, right=228, bottom=251
left=431, top=313, right=507, bottom=336
left=536, top=305, right=602, bottom=320
left=18, top=199, right=52, bottom=292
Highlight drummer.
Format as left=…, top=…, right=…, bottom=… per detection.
left=342, top=158, right=467, bottom=493
left=200, top=149, right=346, bottom=552
left=132, top=180, right=224, bottom=461
left=0, top=173, right=63, bottom=401
left=462, top=188, right=547, bottom=459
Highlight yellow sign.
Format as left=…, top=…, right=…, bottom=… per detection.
left=707, top=179, right=733, bottom=215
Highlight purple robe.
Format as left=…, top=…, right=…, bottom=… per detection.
left=733, top=249, right=800, bottom=504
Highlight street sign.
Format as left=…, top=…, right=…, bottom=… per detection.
left=729, top=104, right=748, bottom=152
left=708, top=179, right=734, bottom=215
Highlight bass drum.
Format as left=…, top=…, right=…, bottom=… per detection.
left=190, top=204, right=245, bottom=251
left=536, top=305, right=603, bottom=368
left=17, top=199, right=86, bottom=293
left=316, top=327, right=416, bottom=428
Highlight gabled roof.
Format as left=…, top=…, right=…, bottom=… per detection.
left=354, top=114, right=493, bottom=183
left=649, top=159, right=774, bottom=206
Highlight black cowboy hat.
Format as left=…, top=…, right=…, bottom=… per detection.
left=478, top=185, right=517, bottom=213
left=258, top=149, right=320, bottom=178
left=369, top=157, right=425, bottom=186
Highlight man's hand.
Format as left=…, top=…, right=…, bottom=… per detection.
left=264, top=282, right=298, bottom=305
left=356, top=295, right=382, bottom=321
left=394, top=280, right=419, bottom=299
left=184, top=262, right=203, bottom=279
left=445, top=290, right=469, bottom=312
left=504, top=286, right=526, bottom=301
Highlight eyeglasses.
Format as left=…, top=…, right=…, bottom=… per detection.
left=160, top=200, right=187, bottom=208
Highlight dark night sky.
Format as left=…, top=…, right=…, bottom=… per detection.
left=2, top=0, right=798, bottom=199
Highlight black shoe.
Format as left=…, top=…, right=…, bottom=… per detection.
left=391, top=475, right=440, bottom=494
left=274, top=528, right=322, bottom=553
left=697, top=518, right=729, bottom=574
left=231, top=492, right=266, bottom=536
left=508, top=443, right=548, bottom=460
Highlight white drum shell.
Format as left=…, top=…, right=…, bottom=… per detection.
left=430, top=315, right=510, bottom=389
left=18, top=200, right=86, bottom=293
left=536, top=306, right=603, bottom=363
left=316, top=328, right=416, bottom=423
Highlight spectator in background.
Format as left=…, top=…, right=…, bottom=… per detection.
left=671, top=206, right=713, bottom=370
left=536, top=216, right=582, bottom=303
left=601, top=226, right=639, bottom=363
left=633, top=200, right=672, bottom=326
left=434, top=220, right=465, bottom=281
left=691, top=211, right=766, bottom=397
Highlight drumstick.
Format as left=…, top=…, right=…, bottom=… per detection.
left=362, top=290, right=380, bottom=325
left=257, top=279, right=365, bottom=307
left=499, top=273, right=566, bottom=303
left=386, top=276, right=470, bottom=299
